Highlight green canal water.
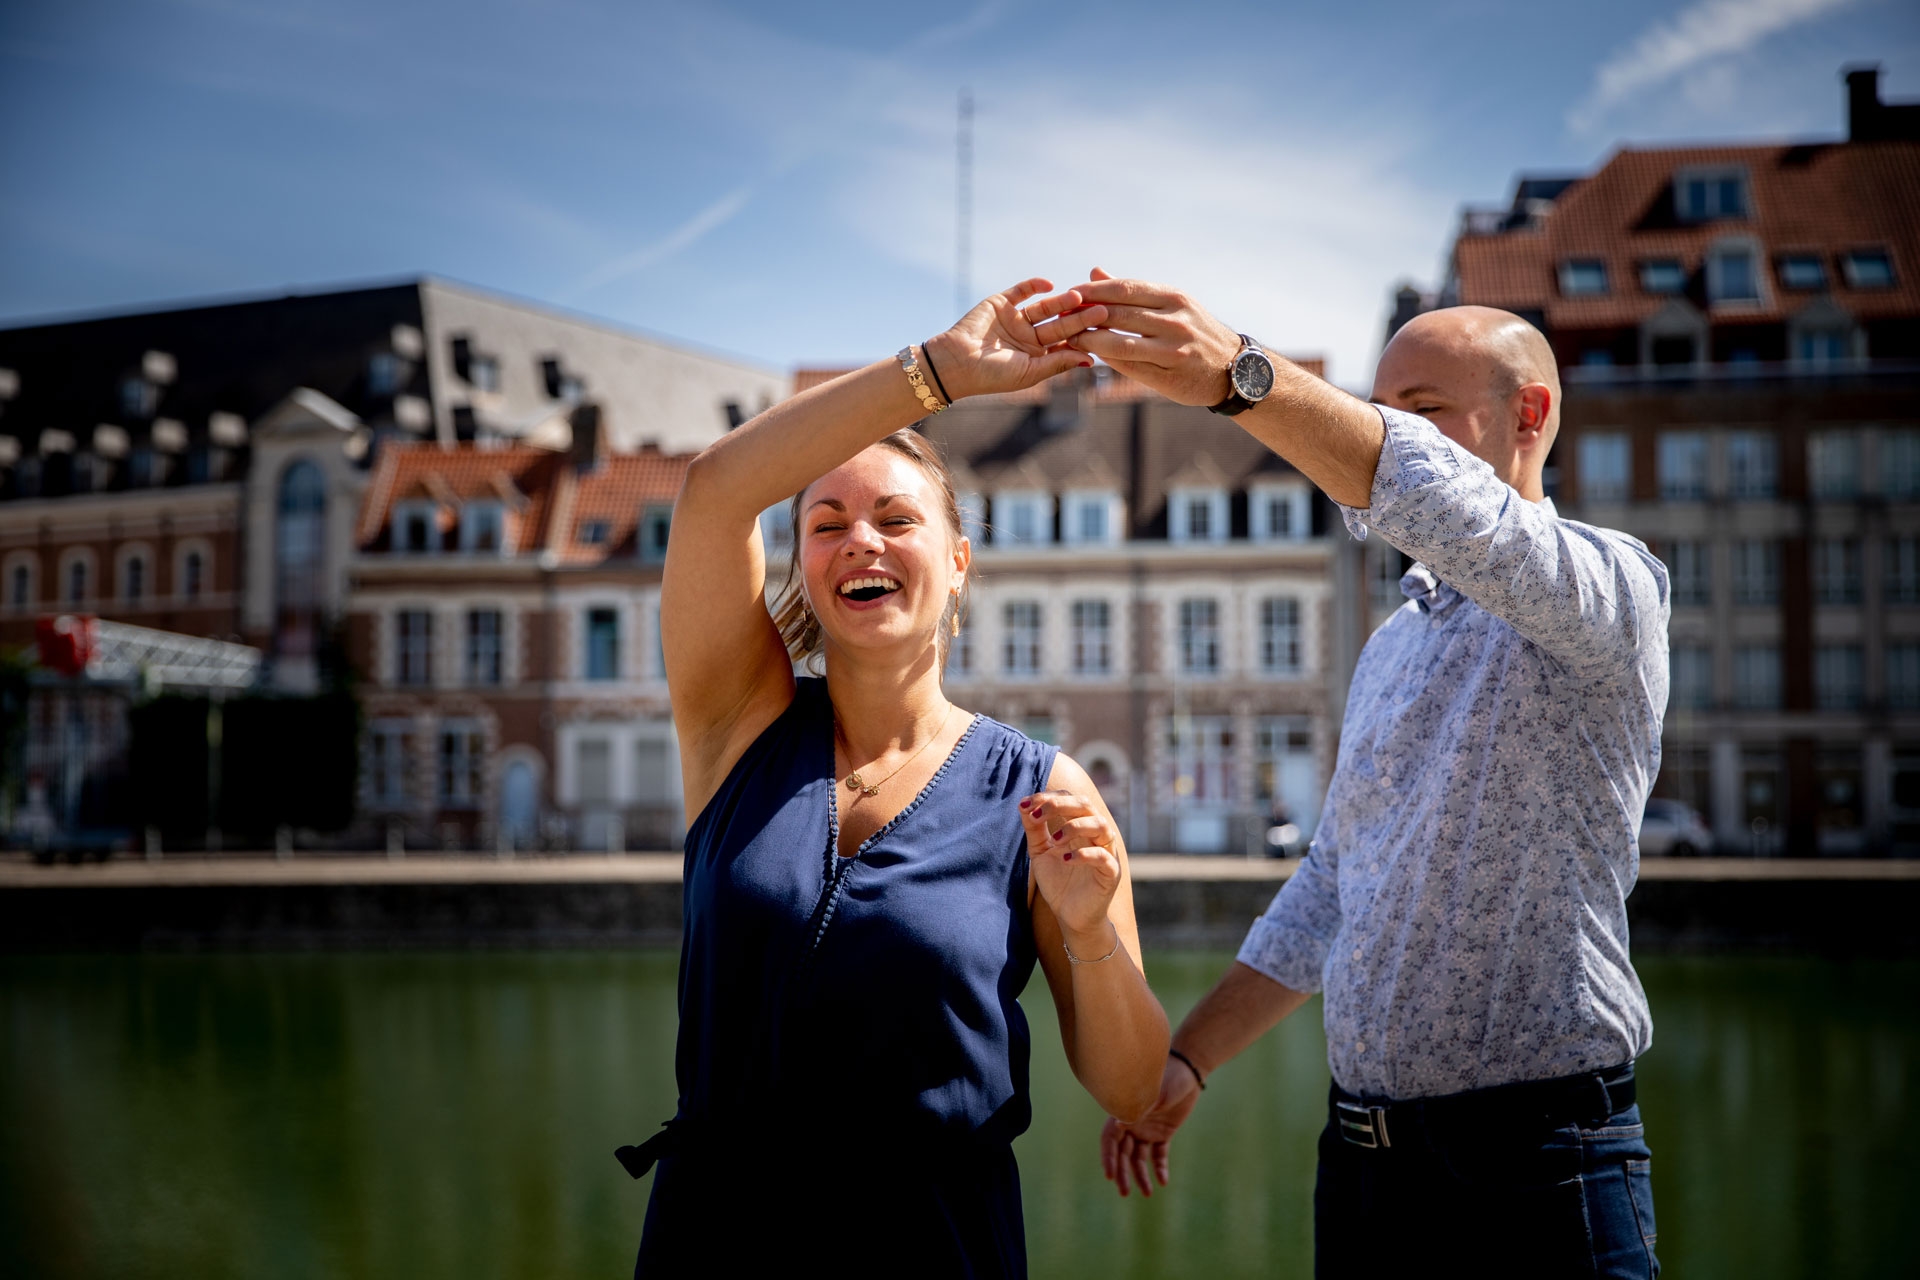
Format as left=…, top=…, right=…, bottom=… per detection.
left=2, top=951, right=1914, bottom=1279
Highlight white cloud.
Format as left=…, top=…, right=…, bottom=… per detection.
left=836, top=90, right=1452, bottom=387
left=563, top=186, right=754, bottom=300
left=1570, top=0, right=1861, bottom=131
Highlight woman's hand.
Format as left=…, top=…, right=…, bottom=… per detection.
left=924, top=278, right=1100, bottom=401
left=1020, top=789, right=1124, bottom=950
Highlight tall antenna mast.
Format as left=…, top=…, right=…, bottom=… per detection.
left=956, top=88, right=973, bottom=313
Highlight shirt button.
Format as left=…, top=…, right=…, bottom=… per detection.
left=1370, top=863, right=1381, bottom=875
left=1355, top=1041, right=1367, bottom=1054
left=1351, top=947, right=1363, bottom=961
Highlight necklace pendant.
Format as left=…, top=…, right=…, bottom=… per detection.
left=860, top=783, right=881, bottom=797
left=845, top=771, right=865, bottom=791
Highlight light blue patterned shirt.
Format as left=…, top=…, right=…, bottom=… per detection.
left=1237, top=406, right=1668, bottom=1100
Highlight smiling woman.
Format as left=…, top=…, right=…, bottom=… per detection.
left=625, top=281, right=1171, bottom=1278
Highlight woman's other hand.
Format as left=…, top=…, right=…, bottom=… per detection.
left=925, top=278, right=1100, bottom=401
left=1020, top=789, right=1123, bottom=948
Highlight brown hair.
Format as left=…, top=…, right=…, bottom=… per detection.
left=771, top=429, right=972, bottom=671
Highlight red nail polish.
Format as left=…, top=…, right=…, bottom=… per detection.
left=1062, top=851, right=1073, bottom=861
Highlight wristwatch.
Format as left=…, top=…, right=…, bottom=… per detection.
left=1209, top=334, right=1276, bottom=417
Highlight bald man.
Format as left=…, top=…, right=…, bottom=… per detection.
left=1067, top=277, right=1666, bottom=1279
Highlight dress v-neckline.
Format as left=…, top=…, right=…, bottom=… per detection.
left=824, top=705, right=981, bottom=863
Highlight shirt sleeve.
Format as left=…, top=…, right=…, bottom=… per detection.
left=1341, top=406, right=1670, bottom=677
left=1236, top=821, right=1342, bottom=995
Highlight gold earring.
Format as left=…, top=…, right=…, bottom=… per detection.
left=950, top=613, right=961, bottom=636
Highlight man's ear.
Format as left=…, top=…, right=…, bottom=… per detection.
left=1514, top=384, right=1553, bottom=441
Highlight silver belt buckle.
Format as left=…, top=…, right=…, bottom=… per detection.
left=1335, top=1100, right=1391, bottom=1149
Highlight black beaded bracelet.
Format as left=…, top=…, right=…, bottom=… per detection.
left=1169, top=1048, right=1207, bottom=1090
left=919, top=339, right=954, bottom=406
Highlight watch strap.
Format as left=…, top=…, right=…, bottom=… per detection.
left=1209, top=334, right=1261, bottom=417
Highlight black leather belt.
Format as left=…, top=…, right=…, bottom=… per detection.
left=1332, top=1063, right=1636, bottom=1151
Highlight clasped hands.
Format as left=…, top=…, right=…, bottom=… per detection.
left=928, top=269, right=1245, bottom=408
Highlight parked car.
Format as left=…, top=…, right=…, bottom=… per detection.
left=1640, top=798, right=1713, bottom=857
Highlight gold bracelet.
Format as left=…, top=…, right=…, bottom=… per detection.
left=897, top=346, right=948, bottom=415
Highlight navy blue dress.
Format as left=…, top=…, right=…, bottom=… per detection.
left=626, top=678, right=1056, bottom=1278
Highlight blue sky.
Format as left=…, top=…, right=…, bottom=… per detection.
left=1, top=0, right=1914, bottom=386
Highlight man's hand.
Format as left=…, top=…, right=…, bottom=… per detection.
left=1062, top=268, right=1244, bottom=407
left=1100, top=1054, right=1202, bottom=1197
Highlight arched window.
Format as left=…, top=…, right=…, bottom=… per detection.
left=7, top=561, right=32, bottom=612
left=276, top=460, right=327, bottom=655
left=67, top=557, right=88, bottom=604
left=124, top=554, right=146, bottom=602
left=183, top=550, right=204, bottom=601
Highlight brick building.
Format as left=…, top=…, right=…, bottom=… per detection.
left=1406, top=66, right=1920, bottom=855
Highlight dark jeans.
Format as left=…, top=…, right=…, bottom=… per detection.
left=1314, top=1079, right=1659, bottom=1279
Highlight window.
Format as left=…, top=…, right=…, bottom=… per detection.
left=461, top=502, right=504, bottom=554
left=759, top=503, right=794, bottom=556
left=639, top=505, right=673, bottom=563
left=66, top=557, right=88, bottom=604
left=1254, top=716, right=1315, bottom=830
left=368, top=721, right=411, bottom=806
left=182, top=550, right=204, bottom=601
left=1577, top=433, right=1631, bottom=503
left=1671, top=645, right=1715, bottom=710
left=996, top=493, right=1050, bottom=547
left=1370, top=546, right=1406, bottom=612
left=1070, top=600, right=1111, bottom=675
left=1639, top=260, right=1687, bottom=295
left=1178, top=598, right=1221, bottom=675
left=1166, top=715, right=1235, bottom=806
left=1020, top=714, right=1056, bottom=745
left=1732, top=645, right=1781, bottom=709
left=1708, top=246, right=1760, bottom=303
left=1559, top=260, right=1608, bottom=296
left=1808, top=431, right=1861, bottom=500
left=1813, top=538, right=1862, bottom=605
left=8, top=562, right=31, bottom=611
left=466, top=609, right=503, bottom=685
left=585, top=607, right=620, bottom=680
left=541, top=358, right=583, bottom=402
left=577, top=519, right=610, bottom=547
left=1817, top=749, right=1863, bottom=833
left=1662, top=541, right=1712, bottom=607
left=1727, top=432, right=1776, bottom=499
left=395, top=501, right=439, bottom=553
left=1732, top=540, right=1779, bottom=605
left=1841, top=249, right=1895, bottom=290
left=958, top=492, right=986, bottom=544
left=1170, top=491, right=1227, bottom=544
left=1884, top=431, right=1920, bottom=501
left=948, top=613, right=974, bottom=677
left=122, top=553, right=145, bottom=602
left=576, top=739, right=613, bottom=806
left=1777, top=255, right=1826, bottom=290
left=1650, top=334, right=1698, bottom=367
left=368, top=352, right=404, bottom=396
left=397, top=610, right=434, bottom=685
left=1580, top=349, right=1615, bottom=369
left=1657, top=433, right=1708, bottom=500
left=438, top=723, right=485, bottom=806
left=1886, top=537, right=1920, bottom=604
left=1888, top=643, right=1920, bottom=709
left=1815, top=645, right=1864, bottom=711
left=1003, top=601, right=1042, bottom=676
left=1678, top=168, right=1747, bottom=220
left=1259, top=597, right=1303, bottom=674
left=1252, top=487, right=1310, bottom=542
left=1064, top=492, right=1118, bottom=546
left=1075, top=496, right=1107, bottom=544
left=1794, top=327, right=1852, bottom=367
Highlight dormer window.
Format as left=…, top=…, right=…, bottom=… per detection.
left=1559, top=260, right=1608, bottom=297
left=994, top=491, right=1052, bottom=547
left=1777, top=255, right=1826, bottom=290
left=578, top=519, right=610, bottom=546
left=1639, top=260, right=1686, bottom=295
left=1676, top=167, right=1747, bottom=221
left=1250, top=483, right=1311, bottom=542
left=461, top=501, right=505, bottom=554
left=1062, top=490, right=1121, bottom=547
left=368, top=352, right=405, bottom=396
left=1841, top=249, right=1895, bottom=290
left=638, top=504, right=673, bottom=563
left=1707, top=242, right=1761, bottom=305
left=1169, top=489, right=1228, bottom=545
left=394, top=500, right=440, bottom=553
left=958, top=492, right=986, bottom=544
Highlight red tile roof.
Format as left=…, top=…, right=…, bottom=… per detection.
left=1452, top=139, right=1920, bottom=330
left=357, top=442, right=691, bottom=562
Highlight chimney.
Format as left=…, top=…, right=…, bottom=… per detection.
left=1043, top=365, right=1091, bottom=433
left=568, top=402, right=605, bottom=473
left=1846, top=64, right=1920, bottom=142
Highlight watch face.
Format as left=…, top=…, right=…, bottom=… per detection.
left=1233, top=349, right=1275, bottom=402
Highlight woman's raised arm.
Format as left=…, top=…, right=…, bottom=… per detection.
left=663, top=278, right=1096, bottom=820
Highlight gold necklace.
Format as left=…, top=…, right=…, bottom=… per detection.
left=839, top=706, right=955, bottom=798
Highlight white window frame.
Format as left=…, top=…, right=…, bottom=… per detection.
left=1656, top=433, right=1708, bottom=501
left=460, top=501, right=507, bottom=554
left=1675, top=165, right=1749, bottom=222
left=57, top=546, right=96, bottom=607
left=1808, top=431, right=1861, bottom=500
left=394, top=607, right=436, bottom=686
left=583, top=603, right=622, bottom=681
left=366, top=718, right=413, bottom=809
left=994, top=491, right=1052, bottom=547
left=1062, top=490, right=1122, bottom=548
left=1069, top=598, right=1112, bottom=676
left=1731, top=540, right=1780, bottom=606
left=1002, top=599, right=1043, bottom=677
left=1577, top=433, right=1631, bottom=504
left=1169, top=489, right=1228, bottom=545
left=393, top=500, right=441, bottom=553
left=1177, top=597, right=1222, bottom=676
left=1706, top=236, right=1766, bottom=308
left=1559, top=259, right=1608, bottom=296
left=1727, top=432, right=1777, bottom=499
left=1258, top=596, right=1303, bottom=675
left=1250, top=483, right=1311, bottom=542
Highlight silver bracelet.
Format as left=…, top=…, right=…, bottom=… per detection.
left=1064, top=929, right=1120, bottom=965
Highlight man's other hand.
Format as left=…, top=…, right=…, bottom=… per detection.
left=1100, top=1054, right=1202, bottom=1197
left=1064, top=268, right=1244, bottom=407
